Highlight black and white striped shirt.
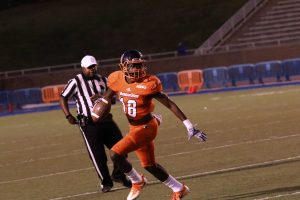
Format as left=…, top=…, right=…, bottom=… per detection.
left=61, top=73, right=107, bottom=118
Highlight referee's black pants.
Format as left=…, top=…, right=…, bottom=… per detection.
left=79, top=119, right=124, bottom=187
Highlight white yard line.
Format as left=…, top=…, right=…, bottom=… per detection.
left=48, top=155, right=300, bottom=200
left=0, top=143, right=62, bottom=154
left=254, top=191, right=300, bottom=200
left=0, top=167, right=93, bottom=184
left=233, top=88, right=300, bottom=98
left=0, top=150, right=86, bottom=168
left=1, top=133, right=300, bottom=185
left=1, top=133, right=299, bottom=168
left=49, top=191, right=100, bottom=200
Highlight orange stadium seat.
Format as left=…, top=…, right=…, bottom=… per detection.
left=177, top=69, right=204, bottom=93
left=41, top=84, right=65, bottom=103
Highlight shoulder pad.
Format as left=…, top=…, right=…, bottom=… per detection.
left=144, top=75, right=163, bottom=93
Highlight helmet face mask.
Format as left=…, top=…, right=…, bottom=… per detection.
left=120, top=50, right=147, bottom=81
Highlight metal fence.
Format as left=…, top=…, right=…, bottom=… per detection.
left=2, top=37, right=299, bottom=79
left=0, top=49, right=197, bottom=79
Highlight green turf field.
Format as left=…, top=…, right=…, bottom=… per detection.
left=0, top=86, right=300, bottom=200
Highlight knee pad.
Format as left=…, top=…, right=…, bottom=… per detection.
left=110, top=151, right=132, bottom=173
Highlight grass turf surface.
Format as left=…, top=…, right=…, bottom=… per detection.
left=0, top=85, right=300, bottom=200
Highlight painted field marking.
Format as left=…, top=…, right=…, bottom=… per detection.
left=0, top=150, right=86, bottom=168
left=1, top=132, right=299, bottom=168
left=0, top=167, right=94, bottom=184
left=48, top=155, right=300, bottom=200
left=254, top=191, right=300, bottom=200
left=1, top=133, right=300, bottom=183
left=1, top=143, right=62, bottom=154
left=49, top=191, right=99, bottom=200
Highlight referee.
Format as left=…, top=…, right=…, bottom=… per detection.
left=59, top=55, right=131, bottom=193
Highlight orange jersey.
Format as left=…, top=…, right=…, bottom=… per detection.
left=108, top=71, right=162, bottom=120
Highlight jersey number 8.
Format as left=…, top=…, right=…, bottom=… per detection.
left=120, top=98, right=137, bottom=117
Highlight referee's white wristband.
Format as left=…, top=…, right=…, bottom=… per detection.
left=183, top=119, right=193, bottom=129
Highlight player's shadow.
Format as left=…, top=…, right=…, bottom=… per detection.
left=209, top=185, right=300, bottom=200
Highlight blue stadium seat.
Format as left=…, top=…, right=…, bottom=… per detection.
left=156, top=72, right=180, bottom=92
left=255, top=60, right=282, bottom=83
left=203, top=67, right=228, bottom=88
left=12, top=88, right=43, bottom=108
left=0, top=90, right=13, bottom=112
left=228, top=63, right=256, bottom=86
left=282, top=58, right=300, bottom=81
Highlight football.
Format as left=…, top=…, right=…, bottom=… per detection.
left=91, top=98, right=111, bottom=123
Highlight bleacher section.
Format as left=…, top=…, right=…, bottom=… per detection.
left=1, top=57, right=300, bottom=116
left=199, top=0, right=300, bottom=54
left=227, top=0, right=300, bottom=48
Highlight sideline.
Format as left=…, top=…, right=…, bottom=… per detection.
left=1, top=80, right=300, bottom=118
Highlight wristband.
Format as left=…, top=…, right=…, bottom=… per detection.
left=65, top=114, right=72, bottom=119
left=183, top=119, right=193, bottom=129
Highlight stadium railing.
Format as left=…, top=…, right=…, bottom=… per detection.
left=1, top=41, right=300, bottom=80
left=0, top=49, right=196, bottom=79
left=195, top=0, right=267, bottom=54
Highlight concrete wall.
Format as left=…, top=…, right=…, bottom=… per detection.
left=1, top=44, right=300, bottom=90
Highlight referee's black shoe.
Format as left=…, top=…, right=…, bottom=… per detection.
left=111, top=174, right=132, bottom=188
left=101, top=184, right=112, bottom=193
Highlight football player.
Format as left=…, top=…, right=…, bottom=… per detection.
left=101, top=50, right=207, bottom=200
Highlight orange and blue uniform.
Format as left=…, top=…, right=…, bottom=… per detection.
left=108, top=71, right=162, bottom=167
